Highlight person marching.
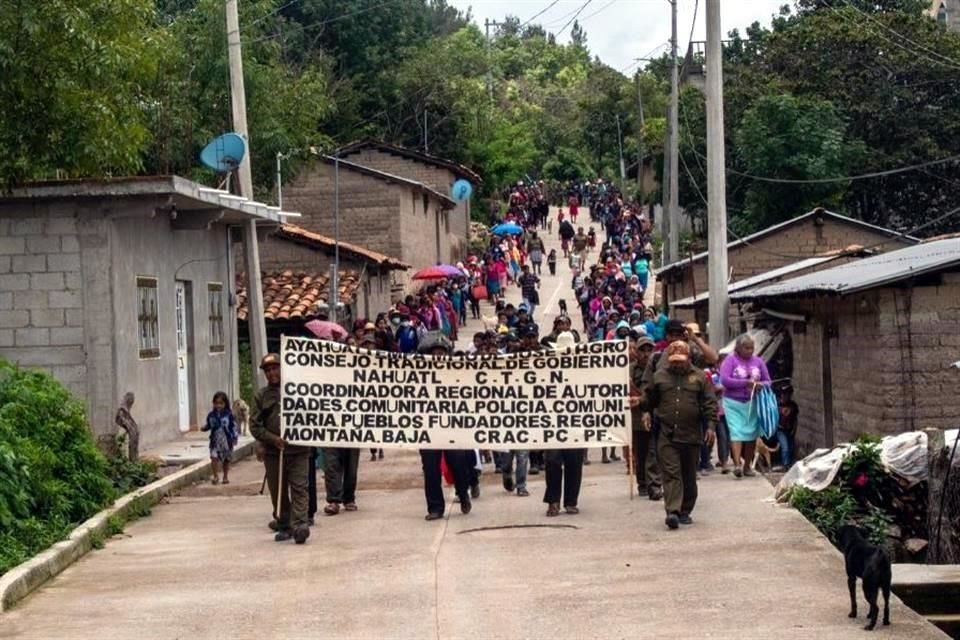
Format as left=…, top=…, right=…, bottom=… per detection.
left=629, top=335, right=662, bottom=500
left=643, top=341, right=718, bottom=530
left=543, top=332, right=586, bottom=517
left=251, top=353, right=311, bottom=544
left=419, top=339, right=475, bottom=520
left=202, top=391, right=238, bottom=485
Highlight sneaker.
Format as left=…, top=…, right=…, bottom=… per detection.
left=648, top=487, right=663, bottom=501
left=293, top=527, right=310, bottom=544
left=720, top=463, right=731, bottom=475
left=744, top=468, right=757, bottom=477
left=425, top=512, right=444, bottom=521
left=546, top=503, right=561, bottom=517
left=529, top=466, right=540, bottom=475
left=274, top=530, right=293, bottom=542
left=503, top=475, right=515, bottom=492
left=268, top=519, right=282, bottom=532
left=517, top=488, right=530, bottom=497
left=665, top=513, right=680, bottom=530
left=459, top=496, right=472, bottom=515
left=678, top=513, right=693, bottom=525
left=564, top=505, right=580, bottom=515
left=470, top=484, right=480, bottom=499
left=733, top=467, right=743, bottom=478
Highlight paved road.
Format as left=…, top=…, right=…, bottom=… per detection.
left=0, top=216, right=946, bottom=640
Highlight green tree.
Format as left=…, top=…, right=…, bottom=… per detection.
left=735, top=94, right=860, bottom=229
left=0, top=0, right=164, bottom=187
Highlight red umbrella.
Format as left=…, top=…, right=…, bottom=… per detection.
left=305, top=319, right=348, bottom=341
left=412, top=265, right=450, bottom=280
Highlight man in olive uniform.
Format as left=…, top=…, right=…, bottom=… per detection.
left=250, top=353, right=311, bottom=544
left=643, top=341, right=717, bottom=530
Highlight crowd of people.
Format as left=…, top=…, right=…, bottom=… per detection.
left=234, top=176, right=799, bottom=543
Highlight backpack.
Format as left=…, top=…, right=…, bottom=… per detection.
left=396, top=325, right=419, bottom=353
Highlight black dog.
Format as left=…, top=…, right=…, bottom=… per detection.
left=558, top=299, right=568, bottom=315
left=838, top=525, right=892, bottom=631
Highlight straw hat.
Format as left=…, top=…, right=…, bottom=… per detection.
left=551, top=331, right=577, bottom=352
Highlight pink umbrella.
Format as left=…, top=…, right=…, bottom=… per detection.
left=305, top=319, right=348, bottom=341
left=412, top=265, right=450, bottom=280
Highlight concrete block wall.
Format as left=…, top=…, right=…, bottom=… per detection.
left=342, top=148, right=470, bottom=261
left=281, top=163, right=404, bottom=261
left=0, top=207, right=87, bottom=399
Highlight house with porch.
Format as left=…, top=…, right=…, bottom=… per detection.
left=0, top=176, right=293, bottom=451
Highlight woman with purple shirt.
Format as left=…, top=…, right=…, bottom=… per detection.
left=719, top=334, right=771, bottom=478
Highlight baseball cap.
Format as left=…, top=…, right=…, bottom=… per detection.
left=260, top=353, right=281, bottom=369
left=636, top=336, right=655, bottom=349
left=665, top=319, right=686, bottom=337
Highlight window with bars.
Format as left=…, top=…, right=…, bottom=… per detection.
left=208, top=283, right=225, bottom=353
left=137, top=277, right=160, bottom=359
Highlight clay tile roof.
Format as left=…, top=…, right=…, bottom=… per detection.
left=273, top=224, right=410, bottom=270
left=235, top=269, right=361, bottom=322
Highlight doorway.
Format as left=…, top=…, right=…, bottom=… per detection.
left=175, top=280, right=195, bottom=432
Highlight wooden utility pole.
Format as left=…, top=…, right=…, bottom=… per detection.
left=666, top=0, right=680, bottom=265
left=706, top=0, right=729, bottom=348
left=226, top=0, right=268, bottom=379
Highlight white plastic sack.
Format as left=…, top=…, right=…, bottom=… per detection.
left=946, top=429, right=960, bottom=468
left=775, top=445, right=851, bottom=502
left=880, top=431, right=928, bottom=484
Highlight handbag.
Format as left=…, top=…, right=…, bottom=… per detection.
left=471, top=284, right=488, bottom=300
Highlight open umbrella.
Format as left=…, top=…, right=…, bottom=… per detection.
left=437, top=264, right=465, bottom=277
left=491, top=222, right=524, bottom=236
left=412, top=265, right=450, bottom=280
left=305, top=319, right=348, bottom=341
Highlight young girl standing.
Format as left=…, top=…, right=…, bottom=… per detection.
left=203, top=391, right=238, bottom=484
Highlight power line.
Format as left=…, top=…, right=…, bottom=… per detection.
left=838, top=0, right=960, bottom=70
left=555, top=0, right=595, bottom=38
left=578, top=0, right=621, bottom=23
left=249, top=0, right=303, bottom=26
left=520, top=0, right=563, bottom=28
left=244, top=0, right=405, bottom=45
left=699, top=152, right=960, bottom=184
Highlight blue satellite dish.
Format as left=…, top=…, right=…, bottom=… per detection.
left=451, top=179, right=473, bottom=202
left=200, top=133, right=247, bottom=173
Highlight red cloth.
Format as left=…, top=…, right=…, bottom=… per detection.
left=440, top=454, right=454, bottom=485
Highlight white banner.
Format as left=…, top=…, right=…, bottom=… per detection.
left=280, top=336, right=630, bottom=450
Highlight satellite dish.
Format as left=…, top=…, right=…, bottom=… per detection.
left=451, top=179, right=473, bottom=202
left=200, top=133, right=247, bottom=173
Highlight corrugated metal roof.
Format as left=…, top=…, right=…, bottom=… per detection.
left=670, top=253, right=847, bottom=308
left=730, top=238, right=960, bottom=301
left=656, top=208, right=917, bottom=277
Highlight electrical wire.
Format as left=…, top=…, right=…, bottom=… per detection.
left=838, top=0, right=960, bottom=70
left=520, top=0, right=563, bottom=28
left=554, top=0, right=595, bottom=38
left=249, top=0, right=303, bottom=26
left=244, top=0, right=406, bottom=45
left=578, top=0, right=621, bottom=23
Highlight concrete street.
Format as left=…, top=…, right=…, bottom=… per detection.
left=0, top=217, right=946, bottom=639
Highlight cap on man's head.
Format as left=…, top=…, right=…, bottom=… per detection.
left=523, top=324, right=540, bottom=338
left=666, top=341, right=691, bottom=363
left=260, top=353, right=281, bottom=369
left=637, top=336, right=656, bottom=349
left=665, top=319, right=687, bottom=337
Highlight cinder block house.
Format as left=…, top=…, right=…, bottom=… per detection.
left=657, top=208, right=916, bottom=325
left=336, top=140, right=482, bottom=261
left=269, top=154, right=457, bottom=292
left=730, top=237, right=960, bottom=453
left=0, top=177, right=290, bottom=450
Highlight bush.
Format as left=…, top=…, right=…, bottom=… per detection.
left=787, top=485, right=859, bottom=543
left=0, top=360, right=156, bottom=576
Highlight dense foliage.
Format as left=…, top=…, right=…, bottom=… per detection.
left=0, top=362, right=157, bottom=575
left=2, top=0, right=960, bottom=236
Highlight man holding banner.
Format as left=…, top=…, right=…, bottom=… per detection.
left=251, top=354, right=311, bottom=544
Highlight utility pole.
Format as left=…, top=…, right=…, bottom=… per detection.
left=706, top=0, right=729, bottom=348
left=485, top=20, right=501, bottom=107
left=666, top=0, right=681, bottom=265
left=424, top=110, right=429, bottom=154
left=635, top=70, right=646, bottom=208
left=226, top=0, right=268, bottom=381
left=615, top=114, right=626, bottom=186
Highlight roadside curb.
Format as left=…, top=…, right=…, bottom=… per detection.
left=0, top=440, right=256, bottom=612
